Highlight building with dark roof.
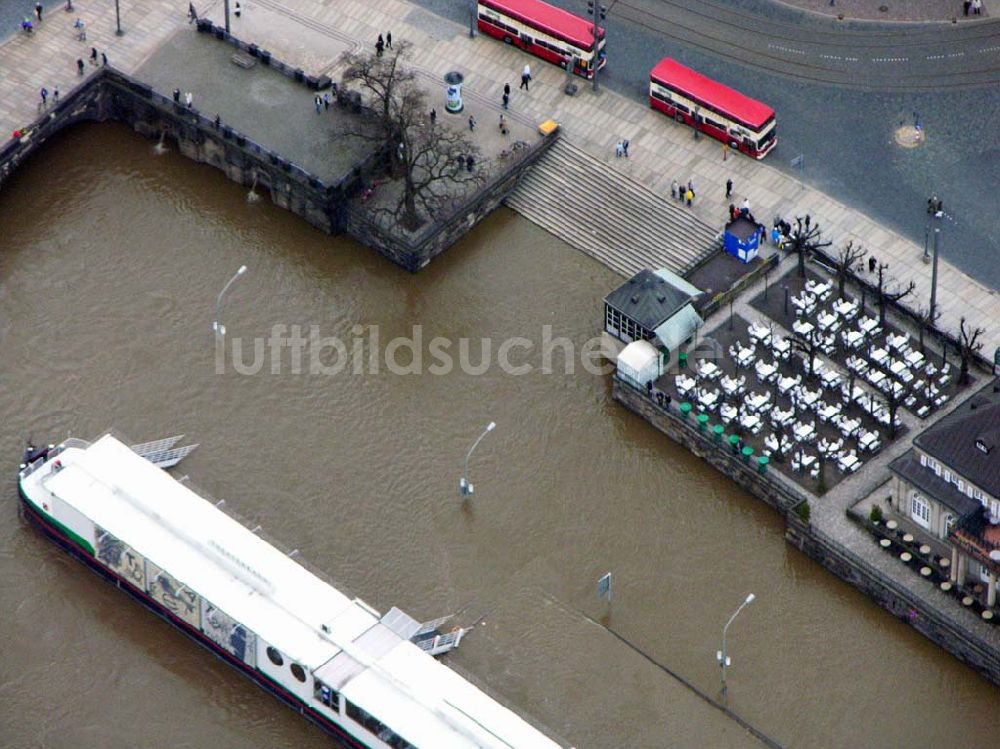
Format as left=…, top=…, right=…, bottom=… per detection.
left=887, top=387, right=1000, bottom=604
left=603, top=268, right=703, bottom=355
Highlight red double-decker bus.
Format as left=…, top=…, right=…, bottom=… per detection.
left=649, top=58, right=777, bottom=159
left=477, top=0, right=606, bottom=79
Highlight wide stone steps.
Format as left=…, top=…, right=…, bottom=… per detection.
left=505, top=138, right=720, bottom=278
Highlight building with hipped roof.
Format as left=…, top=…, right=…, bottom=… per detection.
left=887, top=385, right=1000, bottom=604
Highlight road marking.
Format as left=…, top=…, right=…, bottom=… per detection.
left=872, top=57, right=909, bottom=63
left=767, top=43, right=806, bottom=55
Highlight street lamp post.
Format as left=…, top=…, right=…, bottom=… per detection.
left=459, top=421, right=496, bottom=497
left=930, top=225, right=941, bottom=322
left=717, top=592, right=755, bottom=700
left=213, top=265, right=248, bottom=339
left=114, top=0, right=123, bottom=35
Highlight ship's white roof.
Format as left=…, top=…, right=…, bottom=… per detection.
left=41, top=435, right=562, bottom=749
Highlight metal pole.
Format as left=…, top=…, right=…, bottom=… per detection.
left=224, top=0, right=230, bottom=34
left=460, top=421, right=496, bottom=496
left=591, top=10, right=599, bottom=92
left=930, top=226, right=940, bottom=321
left=783, top=286, right=789, bottom=317
left=114, top=0, right=123, bottom=34
left=718, top=593, right=755, bottom=700
left=213, top=265, right=248, bottom=338
left=469, top=0, right=476, bottom=37
left=922, top=224, right=930, bottom=262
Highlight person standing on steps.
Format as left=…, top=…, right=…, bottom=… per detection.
left=725, top=178, right=733, bottom=199
left=685, top=186, right=694, bottom=207
left=670, top=179, right=678, bottom=200
left=676, top=177, right=685, bottom=202
left=614, top=141, right=623, bottom=158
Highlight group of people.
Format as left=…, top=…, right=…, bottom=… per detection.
left=172, top=88, right=195, bottom=108
left=614, top=139, right=630, bottom=158
left=75, top=47, right=107, bottom=75
left=962, top=0, right=983, bottom=15
left=313, top=92, right=333, bottom=113
left=669, top=179, right=696, bottom=207
left=375, top=32, right=393, bottom=57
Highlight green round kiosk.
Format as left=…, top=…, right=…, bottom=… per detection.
left=680, top=402, right=693, bottom=419
left=728, top=434, right=740, bottom=454
left=741, top=446, right=754, bottom=463
left=713, top=424, right=724, bottom=442
left=757, top=455, right=770, bottom=475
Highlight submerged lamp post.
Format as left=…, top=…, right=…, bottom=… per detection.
left=213, top=265, right=248, bottom=340
left=459, top=421, right=496, bottom=497
left=717, top=592, right=755, bottom=700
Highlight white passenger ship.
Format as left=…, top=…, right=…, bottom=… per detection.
left=18, top=434, right=565, bottom=749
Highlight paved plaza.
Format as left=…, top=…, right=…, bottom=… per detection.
left=1, top=0, right=998, bottom=374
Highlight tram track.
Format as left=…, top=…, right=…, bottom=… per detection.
left=607, top=0, right=1000, bottom=90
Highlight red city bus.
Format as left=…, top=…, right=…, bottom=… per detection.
left=649, top=58, right=777, bottom=159
left=477, top=0, right=606, bottom=79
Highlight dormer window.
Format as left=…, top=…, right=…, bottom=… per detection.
left=976, top=439, right=991, bottom=455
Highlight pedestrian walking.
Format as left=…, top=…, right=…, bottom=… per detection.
left=74, top=18, right=86, bottom=39
left=741, top=197, right=750, bottom=216
left=76, top=58, right=84, bottom=74
left=502, top=91, right=509, bottom=109
left=386, top=31, right=392, bottom=48
left=614, top=141, right=623, bottom=158
left=35, top=2, right=43, bottom=22
left=973, top=0, right=982, bottom=14
left=771, top=224, right=780, bottom=246
left=430, top=108, right=436, bottom=124
left=466, top=154, right=475, bottom=172
left=622, top=138, right=630, bottom=157
left=376, top=34, right=384, bottom=57
left=188, top=2, right=197, bottom=22
left=670, top=179, right=678, bottom=199
left=90, top=46, right=98, bottom=64
left=685, top=186, right=694, bottom=207
left=314, top=95, right=322, bottom=114
left=173, top=88, right=181, bottom=103
left=498, top=114, right=508, bottom=135
left=676, top=177, right=685, bottom=201
left=323, top=92, right=331, bottom=110
left=39, top=87, right=48, bottom=107
left=185, top=91, right=193, bottom=108
left=214, top=113, right=221, bottom=128
left=868, top=256, right=877, bottom=273
left=101, top=51, right=107, bottom=66
left=722, top=142, right=728, bottom=161
left=520, top=64, right=531, bottom=90
left=504, top=82, right=511, bottom=97
left=468, top=115, right=476, bottom=131
left=963, top=0, right=971, bottom=14
left=725, top=178, right=733, bottom=199
left=53, top=87, right=58, bottom=104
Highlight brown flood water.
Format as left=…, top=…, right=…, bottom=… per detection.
left=0, top=124, right=996, bottom=749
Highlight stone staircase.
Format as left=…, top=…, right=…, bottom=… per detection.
left=505, top=138, right=720, bottom=278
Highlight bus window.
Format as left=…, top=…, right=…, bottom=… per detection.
left=520, top=32, right=532, bottom=45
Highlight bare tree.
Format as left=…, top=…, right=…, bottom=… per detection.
left=788, top=328, right=823, bottom=379
left=914, top=305, right=940, bottom=354
left=339, top=44, right=482, bottom=229
left=787, top=215, right=832, bottom=279
left=957, top=316, right=985, bottom=386
left=874, top=262, right=915, bottom=328
left=833, top=240, right=866, bottom=299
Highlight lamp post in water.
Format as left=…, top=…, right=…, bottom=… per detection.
left=213, top=265, right=248, bottom=340
left=717, top=592, right=755, bottom=701
left=459, top=421, right=496, bottom=497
